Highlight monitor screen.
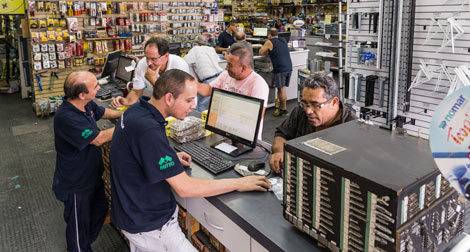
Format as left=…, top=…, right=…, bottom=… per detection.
left=205, top=88, right=263, bottom=156
left=253, top=27, right=268, bottom=37
left=169, top=42, right=181, bottom=56
left=278, top=32, right=291, bottom=43
left=115, top=56, right=135, bottom=82
left=101, top=50, right=122, bottom=79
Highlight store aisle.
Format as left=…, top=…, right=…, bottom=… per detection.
left=0, top=93, right=297, bottom=252
left=0, top=93, right=128, bottom=252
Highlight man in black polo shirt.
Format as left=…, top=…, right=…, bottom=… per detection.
left=53, top=71, right=122, bottom=252
left=269, top=74, right=357, bottom=173
left=216, top=20, right=237, bottom=53
left=110, top=69, right=270, bottom=252
left=259, top=28, right=293, bottom=117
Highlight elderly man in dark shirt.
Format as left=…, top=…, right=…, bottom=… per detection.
left=269, top=73, right=357, bottom=173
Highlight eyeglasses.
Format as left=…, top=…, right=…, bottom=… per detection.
left=146, top=54, right=165, bottom=63
left=299, top=97, right=333, bottom=110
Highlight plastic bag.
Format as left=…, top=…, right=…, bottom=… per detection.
left=168, top=116, right=206, bottom=143
left=268, top=177, right=283, bottom=201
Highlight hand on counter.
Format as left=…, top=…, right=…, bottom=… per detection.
left=269, top=152, right=284, bottom=174
left=237, top=176, right=272, bottom=192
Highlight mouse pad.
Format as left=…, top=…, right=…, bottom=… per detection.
left=234, top=160, right=270, bottom=177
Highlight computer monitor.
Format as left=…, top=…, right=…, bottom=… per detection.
left=205, top=88, right=264, bottom=157
left=169, top=42, right=181, bottom=56
left=101, top=50, right=122, bottom=80
left=253, top=27, right=268, bottom=37
left=278, top=32, right=291, bottom=43
left=115, top=56, right=135, bottom=82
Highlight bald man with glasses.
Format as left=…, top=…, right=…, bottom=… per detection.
left=269, top=74, right=357, bottom=173
left=111, top=37, right=190, bottom=108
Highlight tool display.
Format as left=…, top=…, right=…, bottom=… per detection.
left=283, top=121, right=465, bottom=252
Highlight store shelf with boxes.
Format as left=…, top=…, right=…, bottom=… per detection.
left=25, top=0, right=219, bottom=116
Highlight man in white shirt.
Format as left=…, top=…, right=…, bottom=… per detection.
left=198, top=43, right=269, bottom=139
left=111, top=37, right=190, bottom=108
left=184, top=35, right=223, bottom=111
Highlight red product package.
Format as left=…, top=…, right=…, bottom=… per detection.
left=76, top=42, right=84, bottom=56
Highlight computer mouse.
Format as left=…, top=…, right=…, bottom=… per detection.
left=248, top=161, right=265, bottom=172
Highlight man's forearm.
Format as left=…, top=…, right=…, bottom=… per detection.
left=271, top=136, right=286, bottom=154
left=216, top=46, right=227, bottom=54
left=102, top=108, right=123, bottom=119
left=90, top=127, right=115, bottom=146
left=198, top=83, right=212, bottom=96
left=125, top=89, right=142, bottom=105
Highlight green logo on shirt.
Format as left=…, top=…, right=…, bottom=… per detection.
left=81, top=129, right=93, bottom=139
left=159, top=155, right=175, bottom=170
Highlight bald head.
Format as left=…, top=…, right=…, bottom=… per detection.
left=235, top=31, right=246, bottom=42
left=64, top=71, right=96, bottom=99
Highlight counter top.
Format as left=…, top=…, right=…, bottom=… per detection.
left=173, top=134, right=325, bottom=252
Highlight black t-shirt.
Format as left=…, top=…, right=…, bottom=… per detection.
left=53, top=98, right=105, bottom=194
left=275, top=102, right=357, bottom=140
left=217, top=30, right=235, bottom=49
left=110, top=96, right=184, bottom=233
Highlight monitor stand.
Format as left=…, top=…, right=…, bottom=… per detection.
left=211, top=138, right=254, bottom=157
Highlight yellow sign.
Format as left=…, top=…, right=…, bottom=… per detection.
left=0, top=0, right=25, bottom=14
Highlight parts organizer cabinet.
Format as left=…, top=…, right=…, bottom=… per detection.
left=171, top=133, right=325, bottom=252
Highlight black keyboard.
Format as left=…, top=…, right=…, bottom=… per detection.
left=96, top=88, right=112, bottom=99
left=174, top=142, right=234, bottom=174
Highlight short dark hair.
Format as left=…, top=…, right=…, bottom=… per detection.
left=235, top=33, right=245, bottom=41
left=229, top=20, right=237, bottom=27
left=64, top=73, right=88, bottom=99
left=268, top=28, right=278, bottom=37
left=144, top=37, right=169, bottom=56
left=228, top=43, right=252, bottom=68
left=303, top=73, right=339, bottom=100
left=153, top=69, right=195, bottom=99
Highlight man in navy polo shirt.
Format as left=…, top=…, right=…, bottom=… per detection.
left=215, top=20, right=237, bottom=53
left=53, top=71, right=122, bottom=252
left=110, top=69, right=270, bottom=252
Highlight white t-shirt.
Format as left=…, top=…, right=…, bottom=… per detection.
left=210, top=70, right=269, bottom=140
left=183, top=46, right=223, bottom=81
left=133, top=54, right=190, bottom=92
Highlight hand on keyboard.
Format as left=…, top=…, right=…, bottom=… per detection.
left=176, top=152, right=192, bottom=166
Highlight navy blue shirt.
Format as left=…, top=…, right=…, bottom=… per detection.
left=269, top=38, right=293, bottom=73
left=110, top=96, right=184, bottom=234
left=217, top=30, right=235, bottom=49
left=53, top=98, right=105, bottom=194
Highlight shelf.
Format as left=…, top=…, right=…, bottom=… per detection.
left=84, top=36, right=132, bottom=41
left=316, top=55, right=338, bottom=59
left=309, top=43, right=339, bottom=48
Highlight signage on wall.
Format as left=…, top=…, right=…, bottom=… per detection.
left=430, top=86, right=470, bottom=200
left=0, top=0, right=25, bottom=14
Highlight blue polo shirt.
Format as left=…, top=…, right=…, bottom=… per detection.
left=110, top=96, right=184, bottom=233
left=53, top=98, right=105, bottom=194
left=217, top=30, right=235, bottom=49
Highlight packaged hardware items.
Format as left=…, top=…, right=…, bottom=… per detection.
left=34, top=61, right=42, bottom=70
left=31, top=32, right=40, bottom=43
left=168, top=116, right=206, bottom=143
left=34, top=53, right=42, bottom=61
left=48, top=44, right=55, bottom=52
left=67, top=18, right=78, bottom=32
left=32, top=44, right=40, bottom=53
